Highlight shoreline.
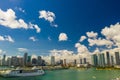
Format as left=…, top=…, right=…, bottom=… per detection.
left=1, top=66, right=120, bottom=71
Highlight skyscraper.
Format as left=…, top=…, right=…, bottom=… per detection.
left=111, top=56, right=114, bottom=66
left=0, top=56, right=2, bottom=66
left=74, top=59, right=77, bottom=65
left=24, top=53, right=28, bottom=66
left=80, top=59, right=82, bottom=64
left=83, top=58, right=87, bottom=64
left=64, top=59, right=66, bottom=66
left=7, top=57, right=11, bottom=67
left=115, top=52, right=120, bottom=65
left=92, top=54, right=98, bottom=66
left=32, top=58, right=37, bottom=66
left=2, top=54, right=6, bottom=66
left=11, top=56, right=19, bottom=67
left=106, top=52, right=110, bottom=66
left=37, top=56, right=42, bottom=66
left=98, top=54, right=105, bottom=67
left=27, top=56, right=31, bottom=66
left=19, top=57, right=24, bottom=66
left=51, top=56, right=55, bottom=66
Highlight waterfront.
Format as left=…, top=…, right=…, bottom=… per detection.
left=0, top=68, right=120, bottom=80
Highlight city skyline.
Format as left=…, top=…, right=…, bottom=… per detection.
left=0, top=0, right=120, bottom=57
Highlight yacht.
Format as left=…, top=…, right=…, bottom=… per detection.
left=0, top=67, right=45, bottom=77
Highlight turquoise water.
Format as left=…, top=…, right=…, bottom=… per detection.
left=0, top=68, right=120, bottom=80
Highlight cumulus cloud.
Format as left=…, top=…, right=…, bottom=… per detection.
left=0, top=9, right=28, bottom=29
left=59, top=33, right=68, bottom=41
left=5, top=35, right=14, bottom=43
left=47, top=49, right=91, bottom=64
left=79, top=36, right=86, bottom=42
left=29, top=36, right=38, bottom=42
left=0, top=35, right=14, bottom=43
left=39, top=10, right=58, bottom=27
left=101, top=23, right=120, bottom=47
left=86, top=31, right=98, bottom=38
left=0, top=9, right=40, bottom=33
left=88, top=38, right=113, bottom=48
left=0, top=49, right=6, bottom=54
left=17, top=48, right=28, bottom=52
left=75, top=43, right=89, bottom=54
left=29, top=23, right=41, bottom=33
left=49, top=49, right=75, bottom=62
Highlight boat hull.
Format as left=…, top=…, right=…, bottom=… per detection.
left=0, top=70, right=45, bottom=77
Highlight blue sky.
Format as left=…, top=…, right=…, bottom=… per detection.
left=0, top=0, right=120, bottom=56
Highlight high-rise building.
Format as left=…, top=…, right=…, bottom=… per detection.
left=0, top=56, right=2, bottom=66
left=24, top=53, right=28, bottom=66
left=37, top=56, right=42, bottom=66
left=92, top=54, right=98, bottom=66
left=111, top=56, right=114, bottom=66
left=41, top=60, right=45, bottom=66
left=2, top=54, right=6, bottom=66
left=11, top=56, right=19, bottom=67
left=83, top=58, right=87, bottom=64
left=32, top=58, right=37, bottom=66
left=106, top=51, right=110, bottom=66
left=98, top=54, right=105, bottom=67
left=7, top=57, right=11, bottom=67
left=115, top=52, right=120, bottom=65
left=64, top=59, right=66, bottom=66
left=80, top=59, right=82, bottom=64
left=51, top=56, right=55, bottom=66
left=26, top=56, right=32, bottom=66
left=60, top=59, right=63, bottom=65
left=74, top=59, right=77, bottom=65
left=18, top=57, right=24, bottom=67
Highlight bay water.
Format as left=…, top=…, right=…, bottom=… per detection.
left=0, top=68, right=120, bottom=80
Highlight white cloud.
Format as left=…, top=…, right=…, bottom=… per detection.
left=0, top=49, right=6, bottom=54
left=93, top=48, right=100, bottom=54
left=31, top=54, right=37, bottom=59
left=48, top=36, right=51, bottom=41
left=79, top=36, right=86, bottom=42
left=49, top=49, right=74, bottom=62
left=101, top=23, right=120, bottom=47
left=0, top=9, right=40, bottom=33
left=39, top=10, right=58, bottom=27
left=15, top=7, right=25, bottom=13
left=88, top=38, right=113, bottom=48
left=29, top=23, right=41, bottom=33
left=17, top=48, right=28, bottom=52
left=59, top=33, right=68, bottom=41
left=47, top=49, right=91, bottom=64
left=0, top=36, right=5, bottom=41
left=86, top=31, right=98, bottom=38
left=29, top=36, right=38, bottom=42
left=0, top=35, right=14, bottom=43
left=75, top=43, right=89, bottom=54
left=34, top=25, right=41, bottom=33
left=0, top=9, right=28, bottom=29
left=5, top=35, right=14, bottom=43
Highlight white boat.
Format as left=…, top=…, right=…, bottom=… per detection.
left=0, top=68, right=45, bottom=77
